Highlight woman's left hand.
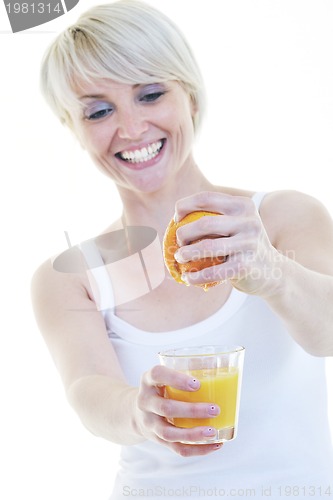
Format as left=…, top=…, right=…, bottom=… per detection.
left=174, top=191, right=283, bottom=297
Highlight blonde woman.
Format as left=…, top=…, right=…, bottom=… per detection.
left=32, top=1, right=333, bottom=498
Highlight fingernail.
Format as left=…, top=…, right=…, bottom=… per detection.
left=208, top=405, right=220, bottom=416
left=181, top=273, right=190, bottom=286
left=174, top=250, right=186, bottom=264
left=188, top=378, right=200, bottom=390
left=203, top=427, right=217, bottom=437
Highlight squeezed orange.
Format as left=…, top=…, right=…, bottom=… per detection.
left=166, top=367, right=239, bottom=429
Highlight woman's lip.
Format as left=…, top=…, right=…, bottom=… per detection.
left=115, top=139, right=166, bottom=170
left=116, top=138, right=165, bottom=157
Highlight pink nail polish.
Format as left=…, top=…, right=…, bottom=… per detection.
left=188, top=378, right=200, bottom=390
left=203, top=427, right=217, bottom=437
left=208, top=405, right=219, bottom=416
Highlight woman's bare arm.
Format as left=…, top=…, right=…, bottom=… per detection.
left=31, top=258, right=223, bottom=455
left=174, top=190, right=333, bottom=356
left=31, top=259, right=144, bottom=445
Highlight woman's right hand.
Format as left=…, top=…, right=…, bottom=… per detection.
left=135, top=365, right=223, bottom=457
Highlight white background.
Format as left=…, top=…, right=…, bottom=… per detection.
left=1, top=1, right=332, bottom=499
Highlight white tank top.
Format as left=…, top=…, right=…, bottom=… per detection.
left=81, top=193, right=333, bottom=499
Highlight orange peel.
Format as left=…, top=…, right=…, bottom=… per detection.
left=163, top=210, right=226, bottom=291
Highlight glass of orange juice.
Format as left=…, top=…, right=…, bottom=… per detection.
left=158, top=345, right=245, bottom=444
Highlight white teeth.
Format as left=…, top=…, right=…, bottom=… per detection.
left=119, top=140, right=163, bottom=163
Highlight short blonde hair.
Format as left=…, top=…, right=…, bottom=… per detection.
left=40, top=0, right=206, bottom=131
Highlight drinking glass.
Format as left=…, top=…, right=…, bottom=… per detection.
left=159, top=345, right=245, bottom=444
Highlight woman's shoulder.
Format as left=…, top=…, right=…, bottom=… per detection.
left=217, top=186, right=328, bottom=222
left=33, top=216, right=124, bottom=282
left=213, top=185, right=255, bottom=198
left=215, top=186, right=332, bottom=249
left=260, top=189, right=329, bottom=224
left=259, top=189, right=333, bottom=251
left=31, top=252, right=92, bottom=314
left=31, top=233, right=102, bottom=319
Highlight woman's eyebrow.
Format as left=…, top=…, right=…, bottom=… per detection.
left=79, top=84, right=145, bottom=101
left=79, top=94, right=107, bottom=101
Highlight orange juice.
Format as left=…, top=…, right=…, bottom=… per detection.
left=166, top=367, right=239, bottom=429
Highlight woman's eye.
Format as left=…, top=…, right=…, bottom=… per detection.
left=140, top=92, right=164, bottom=103
left=84, top=104, right=114, bottom=121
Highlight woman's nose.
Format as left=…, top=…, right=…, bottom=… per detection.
left=116, top=106, right=149, bottom=140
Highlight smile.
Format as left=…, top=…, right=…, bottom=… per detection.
left=116, top=139, right=165, bottom=164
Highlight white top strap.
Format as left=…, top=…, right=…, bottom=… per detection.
left=251, top=191, right=267, bottom=211
left=79, top=239, right=116, bottom=312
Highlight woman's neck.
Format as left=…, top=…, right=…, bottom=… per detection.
left=117, top=161, right=215, bottom=235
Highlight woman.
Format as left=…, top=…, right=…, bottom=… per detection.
left=32, top=0, right=333, bottom=498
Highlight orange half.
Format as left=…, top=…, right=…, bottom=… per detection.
left=163, top=210, right=226, bottom=290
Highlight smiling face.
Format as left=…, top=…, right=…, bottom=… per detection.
left=71, top=79, right=197, bottom=194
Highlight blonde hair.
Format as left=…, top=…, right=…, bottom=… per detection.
left=40, top=0, right=205, bottom=131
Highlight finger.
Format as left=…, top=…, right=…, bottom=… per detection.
left=181, top=254, right=248, bottom=286
left=141, top=412, right=223, bottom=457
left=156, top=422, right=220, bottom=444
left=171, top=441, right=223, bottom=457
left=144, top=415, right=223, bottom=457
left=175, top=233, right=252, bottom=264
left=176, top=214, right=259, bottom=247
left=175, top=214, right=230, bottom=246
left=155, top=428, right=223, bottom=456
left=154, top=398, right=220, bottom=420
left=144, top=365, right=201, bottom=392
left=174, top=192, right=256, bottom=222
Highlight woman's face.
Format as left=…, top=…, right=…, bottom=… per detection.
left=71, top=79, right=196, bottom=194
